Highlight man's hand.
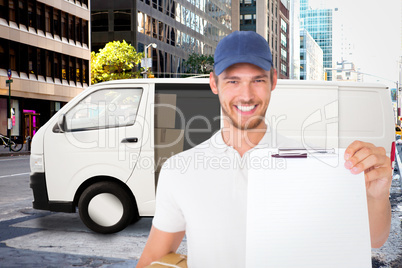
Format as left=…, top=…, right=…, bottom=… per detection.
left=344, top=141, right=392, bottom=199
left=344, top=140, right=392, bottom=248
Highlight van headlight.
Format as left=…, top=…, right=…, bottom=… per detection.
left=30, top=154, right=44, bottom=173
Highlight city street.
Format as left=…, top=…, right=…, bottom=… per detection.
left=0, top=150, right=401, bottom=267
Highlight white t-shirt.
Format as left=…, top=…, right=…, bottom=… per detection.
left=153, top=130, right=296, bottom=267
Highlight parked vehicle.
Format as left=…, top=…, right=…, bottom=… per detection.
left=396, top=125, right=402, bottom=136
left=30, top=79, right=394, bottom=233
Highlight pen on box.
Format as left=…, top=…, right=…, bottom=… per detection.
left=278, top=148, right=335, bottom=154
left=272, top=153, right=307, bottom=158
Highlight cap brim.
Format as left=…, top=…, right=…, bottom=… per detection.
left=214, top=55, right=272, bottom=76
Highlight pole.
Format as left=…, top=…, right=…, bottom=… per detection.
left=7, top=80, right=10, bottom=151
left=144, top=47, right=148, bottom=79
left=6, top=69, right=12, bottom=151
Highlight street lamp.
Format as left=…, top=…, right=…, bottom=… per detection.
left=144, top=43, right=157, bottom=78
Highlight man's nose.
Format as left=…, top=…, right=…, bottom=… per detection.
left=239, top=83, right=255, bottom=101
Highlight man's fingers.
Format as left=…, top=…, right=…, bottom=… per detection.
left=345, top=153, right=389, bottom=174
left=344, top=140, right=376, bottom=161
left=364, top=167, right=392, bottom=183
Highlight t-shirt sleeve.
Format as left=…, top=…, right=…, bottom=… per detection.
left=152, top=163, right=186, bottom=233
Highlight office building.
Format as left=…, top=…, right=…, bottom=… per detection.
left=289, top=0, right=300, bottom=80
left=334, top=60, right=360, bottom=82
left=299, top=0, right=333, bottom=80
left=0, top=0, right=90, bottom=139
left=299, top=28, right=323, bottom=80
left=237, top=0, right=290, bottom=79
left=91, top=0, right=232, bottom=77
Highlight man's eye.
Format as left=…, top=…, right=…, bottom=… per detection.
left=255, top=79, right=265, bottom=83
left=228, top=81, right=238, bottom=84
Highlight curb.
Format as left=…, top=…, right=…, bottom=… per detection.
left=0, top=152, right=30, bottom=157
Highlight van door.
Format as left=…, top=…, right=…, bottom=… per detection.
left=44, top=84, right=149, bottom=202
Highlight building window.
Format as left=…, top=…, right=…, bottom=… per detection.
left=37, top=48, right=44, bottom=76
left=83, top=60, right=88, bottom=84
left=45, top=6, right=52, bottom=35
left=243, top=14, right=255, bottom=25
left=281, top=63, right=287, bottom=76
left=28, top=47, right=36, bottom=74
left=36, top=3, right=44, bottom=32
left=0, top=0, right=7, bottom=21
left=54, top=53, right=60, bottom=79
left=53, top=9, right=60, bottom=37
left=82, top=20, right=88, bottom=46
left=62, top=55, right=67, bottom=80
left=152, top=18, right=157, bottom=38
left=281, top=48, right=287, bottom=61
left=76, top=18, right=82, bottom=44
left=145, top=15, right=151, bottom=36
left=9, top=0, right=16, bottom=22
left=69, top=56, right=75, bottom=83
left=76, top=59, right=81, bottom=83
left=281, top=32, right=287, bottom=47
left=18, top=0, right=27, bottom=26
left=9, top=46, right=16, bottom=70
left=28, top=0, right=35, bottom=28
left=46, top=51, right=53, bottom=77
left=114, top=10, right=131, bottom=31
left=61, top=12, right=67, bottom=38
left=91, top=10, right=108, bottom=32
left=68, top=14, right=75, bottom=41
left=281, top=18, right=287, bottom=33
left=0, top=40, right=7, bottom=70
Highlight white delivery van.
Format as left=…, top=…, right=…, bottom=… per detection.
left=29, top=78, right=394, bottom=234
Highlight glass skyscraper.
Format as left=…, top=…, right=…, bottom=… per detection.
left=299, top=0, right=333, bottom=80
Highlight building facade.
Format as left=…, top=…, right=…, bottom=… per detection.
left=0, top=0, right=90, bottom=140
left=334, top=60, right=360, bottom=82
left=289, top=0, right=300, bottom=80
left=91, top=0, right=232, bottom=77
left=299, top=0, right=332, bottom=80
left=299, top=28, right=323, bottom=80
left=237, top=0, right=290, bottom=79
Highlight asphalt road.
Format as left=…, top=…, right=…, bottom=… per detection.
left=0, top=153, right=401, bottom=267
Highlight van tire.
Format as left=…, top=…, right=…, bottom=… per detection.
left=78, top=182, right=134, bottom=234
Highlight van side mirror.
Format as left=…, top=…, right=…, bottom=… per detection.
left=57, top=114, right=66, bottom=133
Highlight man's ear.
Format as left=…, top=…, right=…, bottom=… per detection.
left=210, top=72, right=218, bottom=95
left=271, top=69, right=278, bottom=92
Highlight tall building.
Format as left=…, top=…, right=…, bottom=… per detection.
left=334, top=60, right=360, bottom=82
left=236, top=0, right=290, bottom=79
left=289, top=0, right=300, bottom=80
left=91, top=0, right=232, bottom=77
left=299, top=29, right=323, bottom=80
left=0, top=0, right=90, bottom=140
left=299, top=0, right=333, bottom=80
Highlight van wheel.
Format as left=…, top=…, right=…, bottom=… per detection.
left=78, top=182, right=135, bottom=234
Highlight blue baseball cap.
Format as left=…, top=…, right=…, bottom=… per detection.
left=213, top=31, right=273, bottom=76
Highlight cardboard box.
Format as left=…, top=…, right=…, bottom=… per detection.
left=155, top=94, right=177, bottom=128
left=154, top=128, right=185, bottom=176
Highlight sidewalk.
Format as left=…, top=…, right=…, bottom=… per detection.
left=0, top=144, right=30, bottom=157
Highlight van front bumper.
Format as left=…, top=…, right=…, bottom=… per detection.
left=30, top=172, right=76, bottom=213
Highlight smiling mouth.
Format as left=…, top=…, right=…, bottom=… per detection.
left=235, top=105, right=257, bottom=112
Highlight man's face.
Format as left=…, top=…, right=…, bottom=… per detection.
left=210, top=63, right=277, bottom=130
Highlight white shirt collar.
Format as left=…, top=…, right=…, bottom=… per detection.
left=208, top=129, right=273, bottom=154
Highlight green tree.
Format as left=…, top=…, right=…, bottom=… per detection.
left=91, top=40, right=144, bottom=84
left=184, top=53, right=214, bottom=75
